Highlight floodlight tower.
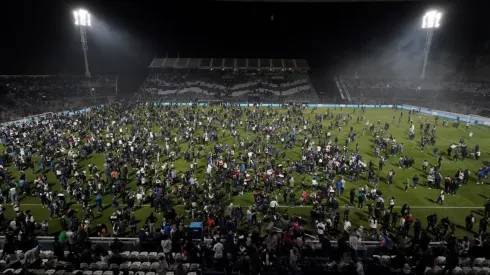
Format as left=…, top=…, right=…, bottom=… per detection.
left=74, top=9, right=92, bottom=78
left=420, top=10, right=442, bottom=79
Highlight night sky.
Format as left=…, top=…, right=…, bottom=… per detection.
left=1, top=0, right=489, bottom=77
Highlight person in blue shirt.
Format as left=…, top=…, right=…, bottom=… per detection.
left=164, top=224, right=172, bottom=235
left=60, top=176, right=68, bottom=191
left=96, top=194, right=102, bottom=212
left=112, top=196, right=119, bottom=209
left=336, top=180, right=342, bottom=196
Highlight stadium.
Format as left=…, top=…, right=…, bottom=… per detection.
left=1, top=1, right=490, bottom=275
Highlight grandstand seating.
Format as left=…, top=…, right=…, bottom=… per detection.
left=3, top=246, right=490, bottom=275
left=139, top=70, right=319, bottom=103
left=0, top=75, right=117, bottom=123
left=339, top=75, right=490, bottom=115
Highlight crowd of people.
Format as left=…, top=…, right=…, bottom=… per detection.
left=0, top=75, right=117, bottom=123
left=0, top=101, right=489, bottom=274
left=139, top=70, right=318, bottom=103
left=340, top=76, right=489, bottom=115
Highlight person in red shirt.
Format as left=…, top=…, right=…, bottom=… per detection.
left=444, top=176, right=451, bottom=193
left=300, top=190, right=307, bottom=206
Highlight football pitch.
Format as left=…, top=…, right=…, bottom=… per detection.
left=1, top=106, right=489, bottom=238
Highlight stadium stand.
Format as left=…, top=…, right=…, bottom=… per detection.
left=140, top=57, right=319, bottom=103
left=338, top=75, right=490, bottom=115
left=0, top=75, right=118, bottom=122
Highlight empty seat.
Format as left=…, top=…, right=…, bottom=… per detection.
left=36, top=270, right=46, bottom=275
left=82, top=271, right=92, bottom=275
left=140, top=262, right=151, bottom=271
left=45, top=270, right=56, bottom=275
left=138, top=252, right=148, bottom=262
left=102, top=272, right=113, bottom=275
left=135, top=272, right=145, bottom=275
left=92, top=271, right=103, bottom=275
left=148, top=252, right=158, bottom=262
left=121, top=252, right=130, bottom=259
left=120, top=262, right=130, bottom=269
left=109, top=264, right=119, bottom=270
left=130, top=252, right=139, bottom=261
left=149, top=263, right=160, bottom=271
left=130, top=262, right=141, bottom=270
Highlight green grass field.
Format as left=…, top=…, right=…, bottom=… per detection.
left=1, top=106, right=489, bottom=238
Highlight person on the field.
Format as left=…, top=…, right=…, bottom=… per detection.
left=436, top=191, right=445, bottom=205
left=479, top=217, right=488, bottom=235
left=465, top=213, right=475, bottom=231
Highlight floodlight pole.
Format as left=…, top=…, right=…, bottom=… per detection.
left=79, top=25, right=91, bottom=78
left=421, top=28, right=434, bottom=80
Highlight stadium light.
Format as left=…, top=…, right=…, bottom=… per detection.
left=422, top=10, right=442, bottom=29
left=73, top=9, right=92, bottom=78
left=420, top=10, right=442, bottom=79
left=74, top=9, right=91, bottom=26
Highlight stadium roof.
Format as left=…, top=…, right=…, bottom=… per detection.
left=218, top=0, right=413, bottom=2
left=148, top=57, right=310, bottom=70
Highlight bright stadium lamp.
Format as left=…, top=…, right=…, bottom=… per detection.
left=74, top=9, right=91, bottom=26
left=420, top=10, right=442, bottom=79
left=422, top=10, right=442, bottom=29
left=73, top=9, right=92, bottom=78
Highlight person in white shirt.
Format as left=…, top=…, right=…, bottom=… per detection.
left=161, top=235, right=172, bottom=261
left=344, top=220, right=352, bottom=232
left=270, top=200, right=279, bottom=215
left=25, top=245, right=41, bottom=264
left=9, top=187, right=18, bottom=204
left=136, top=193, right=144, bottom=208
left=349, top=233, right=361, bottom=250
left=311, top=179, right=318, bottom=189
left=389, top=197, right=395, bottom=213
left=213, top=241, right=224, bottom=260
left=436, top=191, right=445, bottom=205
left=369, top=217, right=378, bottom=236
left=316, top=220, right=326, bottom=235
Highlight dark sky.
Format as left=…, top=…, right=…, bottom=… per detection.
left=1, top=0, right=489, bottom=75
